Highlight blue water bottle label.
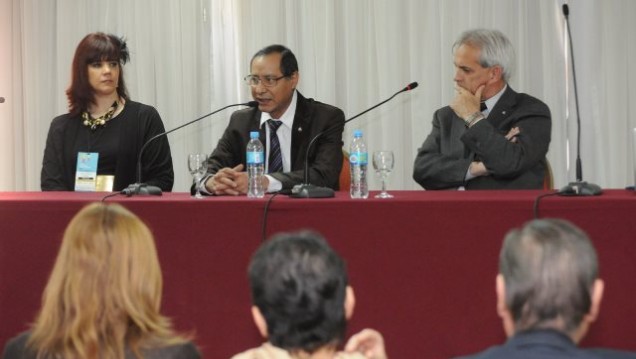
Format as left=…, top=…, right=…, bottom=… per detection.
left=247, top=151, right=263, bottom=164
left=359, top=152, right=368, bottom=165
left=350, top=151, right=368, bottom=165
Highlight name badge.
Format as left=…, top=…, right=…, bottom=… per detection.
left=95, top=175, right=115, bottom=192
left=75, top=152, right=99, bottom=192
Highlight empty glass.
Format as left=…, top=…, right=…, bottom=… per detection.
left=373, top=151, right=394, bottom=198
left=188, top=153, right=208, bottom=199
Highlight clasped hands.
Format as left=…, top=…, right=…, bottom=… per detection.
left=204, top=164, right=269, bottom=196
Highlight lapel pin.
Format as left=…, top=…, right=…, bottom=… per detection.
left=502, top=111, right=507, bottom=115
left=298, top=127, right=302, bottom=132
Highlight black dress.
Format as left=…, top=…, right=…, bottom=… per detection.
left=41, top=101, right=174, bottom=192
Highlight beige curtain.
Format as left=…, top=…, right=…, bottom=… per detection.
left=3, top=0, right=635, bottom=191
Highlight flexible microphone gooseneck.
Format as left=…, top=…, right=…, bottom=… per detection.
left=558, top=4, right=601, bottom=196
left=122, top=101, right=258, bottom=196
left=289, top=82, right=419, bottom=198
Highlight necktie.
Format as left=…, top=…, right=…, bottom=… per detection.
left=472, top=102, right=488, bottom=161
left=267, top=119, right=283, bottom=173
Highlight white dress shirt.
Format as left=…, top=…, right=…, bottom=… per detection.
left=259, top=91, right=297, bottom=192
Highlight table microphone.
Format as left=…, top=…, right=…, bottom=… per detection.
left=122, top=101, right=258, bottom=196
left=290, top=82, right=418, bottom=198
left=558, top=4, right=602, bottom=196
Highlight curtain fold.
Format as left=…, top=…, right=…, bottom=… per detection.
left=3, top=0, right=635, bottom=191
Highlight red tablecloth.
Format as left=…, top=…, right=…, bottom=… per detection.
left=1, top=190, right=635, bottom=357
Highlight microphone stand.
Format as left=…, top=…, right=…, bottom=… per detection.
left=559, top=4, right=601, bottom=196
left=122, top=101, right=257, bottom=196
left=288, top=128, right=343, bottom=198
left=290, top=82, right=418, bottom=198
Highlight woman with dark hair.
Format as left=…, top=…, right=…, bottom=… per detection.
left=41, top=32, right=173, bottom=192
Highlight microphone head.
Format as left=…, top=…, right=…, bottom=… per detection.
left=402, top=82, right=419, bottom=92
left=562, top=4, right=569, bottom=16
left=246, top=101, right=259, bottom=107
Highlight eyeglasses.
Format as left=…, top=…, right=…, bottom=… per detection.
left=244, top=74, right=288, bottom=87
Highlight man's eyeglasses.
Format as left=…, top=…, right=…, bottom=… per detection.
left=244, top=74, right=289, bottom=87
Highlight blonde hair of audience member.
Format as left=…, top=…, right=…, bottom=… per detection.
left=27, top=203, right=188, bottom=359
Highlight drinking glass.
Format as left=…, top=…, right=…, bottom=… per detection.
left=188, top=153, right=208, bottom=199
left=373, top=151, right=394, bottom=199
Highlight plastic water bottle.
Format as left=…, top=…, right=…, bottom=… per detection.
left=349, top=130, right=369, bottom=199
left=246, top=131, right=265, bottom=198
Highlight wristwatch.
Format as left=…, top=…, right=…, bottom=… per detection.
left=464, top=111, right=485, bottom=128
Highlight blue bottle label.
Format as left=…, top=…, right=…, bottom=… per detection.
left=349, top=151, right=368, bottom=165
left=247, top=151, right=263, bottom=164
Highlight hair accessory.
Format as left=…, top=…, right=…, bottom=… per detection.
left=118, top=36, right=130, bottom=64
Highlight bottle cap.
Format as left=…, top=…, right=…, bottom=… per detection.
left=353, top=129, right=363, bottom=137
left=250, top=131, right=259, bottom=139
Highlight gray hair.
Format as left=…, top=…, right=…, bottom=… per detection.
left=499, top=219, right=598, bottom=334
left=454, top=29, right=515, bottom=82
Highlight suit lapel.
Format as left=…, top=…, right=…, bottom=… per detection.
left=487, top=86, right=518, bottom=129
left=256, top=111, right=267, bottom=150
left=290, top=92, right=311, bottom=168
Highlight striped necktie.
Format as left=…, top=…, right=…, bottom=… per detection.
left=267, top=119, right=283, bottom=173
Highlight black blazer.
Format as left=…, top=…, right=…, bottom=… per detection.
left=2, top=331, right=201, bottom=359
left=455, top=329, right=636, bottom=359
left=413, top=86, right=551, bottom=190
left=204, top=92, right=345, bottom=190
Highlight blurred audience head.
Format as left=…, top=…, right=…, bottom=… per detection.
left=497, top=218, right=603, bottom=342
left=248, top=230, right=355, bottom=355
left=29, top=202, right=184, bottom=358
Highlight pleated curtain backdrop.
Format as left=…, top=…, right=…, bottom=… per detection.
left=2, top=0, right=635, bottom=191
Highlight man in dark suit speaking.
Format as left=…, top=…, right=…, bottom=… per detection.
left=413, top=29, right=551, bottom=190
left=199, top=44, right=344, bottom=195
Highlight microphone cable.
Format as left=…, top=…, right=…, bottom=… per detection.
left=100, top=192, right=121, bottom=202
left=532, top=191, right=561, bottom=219
left=261, top=192, right=281, bottom=242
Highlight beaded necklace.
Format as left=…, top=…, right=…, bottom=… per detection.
left=82, top=101, right=119, bottom=130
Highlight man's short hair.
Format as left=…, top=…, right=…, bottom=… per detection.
left=454, top=28, right=515, bottom=82
left=248, top=231, right=348, bottom=353
left=500, top=219, right=599, bottom=333
left=251, top=44, right=299, bottom=77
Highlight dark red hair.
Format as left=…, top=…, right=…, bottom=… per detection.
left=66, top=32, right=130, bottom=116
